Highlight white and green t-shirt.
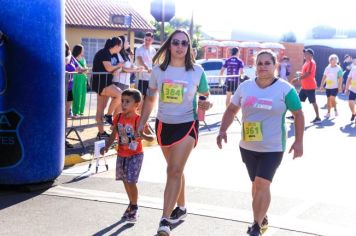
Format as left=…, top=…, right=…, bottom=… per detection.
left=348, top=67, right=356, bottom=93
left=150, top=64, right=209, bottom=124
left=231, top=78, right=301, bottom=152
left=323, top=65, right=343, bottom=89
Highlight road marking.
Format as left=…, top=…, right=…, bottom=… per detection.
left=43, top=185, right=351, bottom=235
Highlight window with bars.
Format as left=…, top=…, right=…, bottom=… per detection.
left=81, top=38, right=106, bottom=66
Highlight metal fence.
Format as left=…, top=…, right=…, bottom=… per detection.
left=65, top=71, right=242, bottom=153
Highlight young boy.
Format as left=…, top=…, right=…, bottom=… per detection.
left=101, top=88, right=154, bottom=222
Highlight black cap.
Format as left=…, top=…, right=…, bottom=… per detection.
left=303, top=48, right=314, bottom=56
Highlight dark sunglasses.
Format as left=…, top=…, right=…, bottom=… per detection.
left=171, top=39, right=189, bottom=47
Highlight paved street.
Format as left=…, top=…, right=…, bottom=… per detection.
left=1, top=93, right=356, bottom=235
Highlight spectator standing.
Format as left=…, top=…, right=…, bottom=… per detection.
left=65, top=41, right=78, bottom=148
left=278, top=56, right=291, bottom=81
left=219, top=47, right=244, bottom=107
left=111, top=35, right=144, bottom=117
left=135, top=32, right=156, bottom=100
left=72, top=44, right=88, bottom=117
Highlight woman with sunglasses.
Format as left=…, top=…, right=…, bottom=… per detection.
left=138, top=29, right=212, bottom=236
left=217, top=50, right=304, bottom=236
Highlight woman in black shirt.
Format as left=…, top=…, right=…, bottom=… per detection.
left=92, top=37, right=124, bottom=138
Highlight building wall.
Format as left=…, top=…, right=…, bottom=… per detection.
left=65, top=27, right=135, bottom=49
left=281, top=43, right=304, bottom=84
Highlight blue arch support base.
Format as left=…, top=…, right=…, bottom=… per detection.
left=0, top=0, right=65, bottom=185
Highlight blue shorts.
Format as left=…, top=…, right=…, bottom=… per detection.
left=240, top=147, right=283, bottom=182
left=299, top=89, right=316, bottom=103
left=326, top=88, right=338, bottom=97
left=349, top=91, right=356, bottom=101
left=116, top=153, right=144, bottom=183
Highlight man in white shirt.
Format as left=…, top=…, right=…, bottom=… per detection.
left=135, top=32, right=156, bottom=99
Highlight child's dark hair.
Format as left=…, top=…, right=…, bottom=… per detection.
left=72, top=44, right=84, bottom=58
left=122, top=88, right=142, bottom=103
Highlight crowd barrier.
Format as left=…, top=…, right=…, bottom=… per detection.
left=65, top=71, right=243, bottom=153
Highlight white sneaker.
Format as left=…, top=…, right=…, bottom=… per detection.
left=335, top=110, right=339, bottom=117
left=157, top=219, right=171, bottom=236
left=324, top=113, right=330, bottom=119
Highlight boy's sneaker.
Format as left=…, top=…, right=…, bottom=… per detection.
left=169, top=206, right=187, bottom=224
left=97, top=131, right=110, bottom=140
left=335, top=110, right=339, bottom=117
left=126, top=208, right=138, bottom=222
left=122, top=204, right=132, bottom=219
left=157, top=219, right=171, bottom=236
left=351, top=114, right=356, bottom=122
left=248, top=221, right=262, bottom=236
left=104, top=114, right=113, bottom=125
left=324, top=113, right=330, bottom=119
left=122, top=204, right=138, bottom=222
left=311, top=117, right=322, bottom=124
left=247, top=216, right=268, bottom=234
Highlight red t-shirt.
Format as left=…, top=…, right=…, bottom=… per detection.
left=113, top=113, right=143, bottom=158
left=301, top=59, right=317, bottom=89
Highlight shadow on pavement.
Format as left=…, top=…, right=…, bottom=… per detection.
left=92, top=218, right=134, bottom=236
left=62, top=172, right=91, bottom=185
left=0, top=182, right=51, bottom=210
left=314, top=118, right=335, bottom=129
left=339, top=123, right=356, bottom=137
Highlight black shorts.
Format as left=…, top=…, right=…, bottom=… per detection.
left=326, top=88, right=338, bottom=97
left=239, top=147, right=283, bottom=182
left=67, top=90, right=73, bottom=102
left=299, top=89, right=316, bottom=103
left=92, top=74, right=112, bottom=95
left=225, top=79, right=239, bottom=93
left=137, top=80, right=149, bottom=96
left=155, top=119, right=199, bottom=147
left=349, top=91, right=356, bottom=100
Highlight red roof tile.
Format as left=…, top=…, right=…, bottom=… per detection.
left=65, top=0, right=155, bottom=31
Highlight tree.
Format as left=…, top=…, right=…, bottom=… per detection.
left=145, top=17, right=203, bottom=48
left=280, top=31, right=297, bottom=42
left=346, top=29, right=356, bottom=38
left=312, top=25, right=336, bottom=39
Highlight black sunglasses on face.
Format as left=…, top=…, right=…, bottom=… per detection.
left=171, top=39, right=189, bottom=47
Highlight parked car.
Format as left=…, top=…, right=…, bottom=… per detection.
left=196, top=59, right=226, bottom=94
